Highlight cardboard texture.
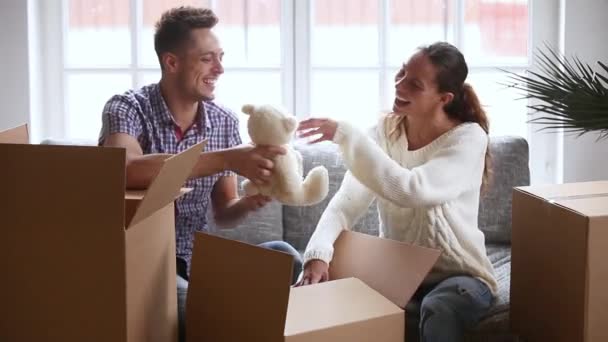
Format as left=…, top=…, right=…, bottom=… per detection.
left=0, top=123, right=28, bottom=143
left=187, top=230, right=440, bottom=342
left=511, top=181, right=608, bottom=342
left=0, top=133, right=205, bottom=342
left=285, top=278, right=404, bottom=342
left=331, top=230, right=441, bottom=308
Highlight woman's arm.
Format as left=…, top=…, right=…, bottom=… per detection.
left=298, top=119, right=488, bottom=208
left=302, top=171, right=376, bottom=265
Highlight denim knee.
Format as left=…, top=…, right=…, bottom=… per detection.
left=258, top=241, right=303, bottom=284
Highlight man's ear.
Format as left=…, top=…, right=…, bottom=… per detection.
left=162, top=52, right=179, bottom=73
left=440, top=92, right=455, bottom=106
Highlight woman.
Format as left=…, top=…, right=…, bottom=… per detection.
left=295, top=42, right=497, bottom=342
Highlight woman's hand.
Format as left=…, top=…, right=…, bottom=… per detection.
left=294, top=259, right=329, bottom=286
left=297, top=118, right=338, bottom=144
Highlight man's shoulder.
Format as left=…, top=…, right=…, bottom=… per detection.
left=106, top=83, right=158, bottom=109
left=204, top=100, right=239, bottom=125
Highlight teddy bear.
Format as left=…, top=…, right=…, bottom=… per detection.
left=240, top=104, right=329, bottom=206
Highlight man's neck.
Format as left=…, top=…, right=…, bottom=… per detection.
left=159, top=79, right=199, bottom=131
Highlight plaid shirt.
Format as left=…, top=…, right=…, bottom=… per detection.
left=99, top=83, right=242, bottom=272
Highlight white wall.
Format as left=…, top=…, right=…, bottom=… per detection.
left=562, top=0, right=608, bottom=182
left=0, top=0, right=31, bottom=132
left=528, top=0, right=562, bottom=185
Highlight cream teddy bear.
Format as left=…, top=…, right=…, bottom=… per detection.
left=240, top=104, right=329, bottom=206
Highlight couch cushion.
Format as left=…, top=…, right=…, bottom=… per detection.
left=479, top=136, right=530, bottom=244
left=283, top=143, right=379, bottom=251
left=466, top=244, right=517, bottom=341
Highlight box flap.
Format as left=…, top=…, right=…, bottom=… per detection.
left=0, top=144, right=128, bottom=341
left=516, top=181, right=608, bottom=201
left=285, top=277, right=402, bottom=337
left=557, top=196, right=608, bottom=218
left=516, top=182, right=608, bottom=217
left=329, top=230, right=440, bottom=308
left=128, top=141, right=205, bottom=227
left=125, top=188, right=192, bottom=200
left=186, top=232, right=292, bottom=342
left=0, top=123, right=29, bottom=144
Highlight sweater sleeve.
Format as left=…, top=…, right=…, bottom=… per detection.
left=333, top=121, right=488, bottom=208
left=302, top=170, right=376, bottom=265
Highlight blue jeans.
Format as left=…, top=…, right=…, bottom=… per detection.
left=405, top=276, right=493, bottom=342
left=176, top=240, right=303, bottom=342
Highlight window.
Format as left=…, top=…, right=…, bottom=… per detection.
left=41, top=0, right=530, bottom=141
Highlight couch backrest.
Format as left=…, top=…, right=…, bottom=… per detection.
left=283, top=136, right=530, bottom=250
left=42, top=135, right=530, bottom=249
left=478, top=136, right=530, bottom=243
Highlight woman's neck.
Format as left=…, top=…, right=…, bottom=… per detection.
left=405, top=112, right=461, bottom=151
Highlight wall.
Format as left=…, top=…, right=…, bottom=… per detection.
left=562, top=0, right=608, bottom=182
left=0, top=0, right=31, bottom=132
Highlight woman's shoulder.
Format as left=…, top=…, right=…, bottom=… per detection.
left=367, top=113, right=400, bottom=141
left=447, top=122, right=488, bottom=143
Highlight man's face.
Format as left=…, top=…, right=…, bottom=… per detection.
left=173, top=28, right=224, bottom=101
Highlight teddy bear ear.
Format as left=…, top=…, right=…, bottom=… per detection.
left=283, top=116, right=297, bottom=132
left=241, top=104, right=255, bottom=115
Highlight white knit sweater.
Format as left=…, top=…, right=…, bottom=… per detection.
left=303, top=118, right=498, bottom=294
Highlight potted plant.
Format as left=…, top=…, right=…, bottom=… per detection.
left=504, top=46, right=608, bottom=139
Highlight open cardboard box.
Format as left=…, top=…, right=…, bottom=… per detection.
left=186, top=230, right=440, bottom=341
left=0, top=123, right=29, bottom=144
left=0, top=124, right=205, bottom=342
left=511, top=181, right=608, bottom=342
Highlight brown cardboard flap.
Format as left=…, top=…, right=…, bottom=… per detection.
left=517, top=181, right=608, bottom=201
left=125, top=188, right=192, bottom=200
left=0, top=123, right=29, bottom=143
left=586, top=217, right=608, bottom=341
left=557, top=196, right=608, bottom=218
left=285, top=278, right=402, bottom=337
left=0, top=144, right=127, bottom=341
left=329, top=230, right=440, bottom=308
left=516, top=182, right=608, bottom=217
left=128, top=141, right=205, bottom=227
left=187, top=232, right=292, bottom=342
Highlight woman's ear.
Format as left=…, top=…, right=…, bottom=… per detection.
left=440, top=92, right=455, bottom=106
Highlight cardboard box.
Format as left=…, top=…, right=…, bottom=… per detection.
left=0, top=125, right=205, bottom=342
left=511, top=181, right=608, bottom=342
left=186, top=230, right=440, bottom=341
left=0, top=123, right=28, bottom=143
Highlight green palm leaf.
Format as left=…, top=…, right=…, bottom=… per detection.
left=502, top=45, right=608, bottom=139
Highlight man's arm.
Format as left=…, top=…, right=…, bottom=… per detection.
left=103, top=133, right=285, bottom=189
left=210, top=175, right=271, bottom=228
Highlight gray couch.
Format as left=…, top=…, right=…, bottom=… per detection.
left=209, top=136, right=530, bottom=341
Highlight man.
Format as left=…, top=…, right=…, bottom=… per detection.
left=98, top=6, right=302, bottom=341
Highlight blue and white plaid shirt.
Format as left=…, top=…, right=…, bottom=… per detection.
left=99, top=83, right=242, bottom=272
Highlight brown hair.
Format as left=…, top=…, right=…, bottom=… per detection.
left=389, top=42, right=492, bottom=191
left=154, top=6, right=219, bottom=69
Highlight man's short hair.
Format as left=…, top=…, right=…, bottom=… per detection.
left=154, top=6, right=219, bottom=68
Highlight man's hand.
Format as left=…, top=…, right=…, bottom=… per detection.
left=225, top=144, right=286, bottom=185
left=294, top=259, right=329, bottom=286
left=238, top=194, right=272, bottom=212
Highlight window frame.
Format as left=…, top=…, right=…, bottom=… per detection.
left=36, top=0, right=562, bottom=184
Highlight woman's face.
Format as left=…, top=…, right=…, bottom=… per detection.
left=393, top=52, right=446, bottom=118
